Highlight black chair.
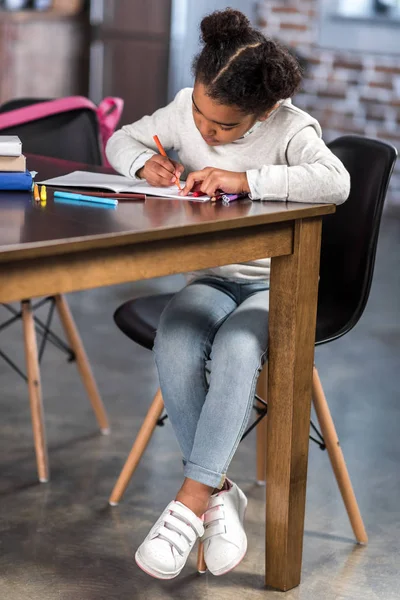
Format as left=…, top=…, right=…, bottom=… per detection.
left=0, top=97, right=110, bottom=484
left=108, top=136, right=397, bottom=550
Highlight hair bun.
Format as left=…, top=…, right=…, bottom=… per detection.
left=200, top=8, right=251, bottom=45
left=258, top=39, right=302, bottom=101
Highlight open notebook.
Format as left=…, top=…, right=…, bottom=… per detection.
left=39, top=171, right=210, bottom=202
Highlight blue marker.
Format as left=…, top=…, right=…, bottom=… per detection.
left=54, top=191, right=118, bottom=207
left=54, top=197, right=116, bottom=210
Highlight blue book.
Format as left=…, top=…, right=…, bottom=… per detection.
left=0, top=170, right=33, bottom=191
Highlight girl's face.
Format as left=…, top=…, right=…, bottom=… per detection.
left=192, top=82, right=267, bottom=146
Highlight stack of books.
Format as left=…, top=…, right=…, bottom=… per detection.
left=0, top=136, right=33, bottom=191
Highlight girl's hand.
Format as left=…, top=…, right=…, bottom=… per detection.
left=138, top=155, right=184, bottom=187
left=180, top=168, right=250, bottom=197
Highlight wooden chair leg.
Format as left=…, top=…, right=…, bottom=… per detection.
left=109, top=388, right=164, bottom=506
left=197, top=541, right=207, bottom=574
left=54, top=294, right=110, bottom=434
left=312, top=366, right=368, bottom=544
left=256, top=366, right=268, bottom=484
left=22, top=300, right=49, bottom=483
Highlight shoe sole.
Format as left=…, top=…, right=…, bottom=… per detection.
left=206, top=492, right=248, bottom=576
left=135, top=549, right=182, bottom=580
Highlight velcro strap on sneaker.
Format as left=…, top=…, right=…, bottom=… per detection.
left=157, top=525, right=188, bottom=555
left=203, top=507, right=225, bottom=525
left=163, top=513, right=197, bottom=546
left=168, top=501, right=204, bottom=537
left=202, top=520, right=226, bottom=541
left=208, top=495, right=225, bottom=510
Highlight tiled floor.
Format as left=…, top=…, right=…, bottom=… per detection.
left=0, top=207, right=399, bottom=600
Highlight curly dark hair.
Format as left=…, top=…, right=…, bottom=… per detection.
left=192, top=8, right=302, bottom=116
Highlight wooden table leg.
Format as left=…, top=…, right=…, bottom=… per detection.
left=266, top=217, right=322, bottom=591
left=22, top=300, right=49, bottom=483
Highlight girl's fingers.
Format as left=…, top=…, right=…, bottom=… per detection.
left=174, top=170, right=184, bottom=183
left=150, top=155, right=176, bottom=175
left=200, top=174, right=219, bottom=197
left=171, top=160, right=185, bottom=178
left=180, top=175, right=197, bottom=195
left=148, top=164, right=176, bottom=186
left=143, top=156, right=177, bottom=186
left=154, top=163, right=173, bottom=177
left=180, top=169, right=210, bottom=195
left=162, top=159, right=184, bottom=184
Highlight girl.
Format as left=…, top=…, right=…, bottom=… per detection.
left=106, top=8, right=350, bottom=581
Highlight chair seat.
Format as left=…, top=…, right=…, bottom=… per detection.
left=114, top=292, right=347, bottom=350
left=114, top=294, right=174, bottom=350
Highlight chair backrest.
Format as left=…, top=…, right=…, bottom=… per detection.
left=0, top=96, right=123, bottom=166
left=316, top=135, right=397, bottom=345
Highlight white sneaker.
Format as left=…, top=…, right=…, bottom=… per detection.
left=202, top=480, right=248, bottom=576
left=135, top=500, right=204, bottom=579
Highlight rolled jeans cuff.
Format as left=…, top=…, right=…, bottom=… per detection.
left=183, top=460, right=226, bottom=489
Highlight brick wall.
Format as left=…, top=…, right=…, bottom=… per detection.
left=257, top=0, right=400, bottom=205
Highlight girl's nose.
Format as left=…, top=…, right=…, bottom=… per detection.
left=205, top=123, right=217, bottom=136
left=198, top=118, right=216, bottom=138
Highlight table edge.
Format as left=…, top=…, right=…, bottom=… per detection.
left=0, top=203, right=335, bottom=263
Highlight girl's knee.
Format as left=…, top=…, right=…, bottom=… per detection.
left=154, top=317, right=205, bottom=368
left=213, top=328, right=266, bottom=363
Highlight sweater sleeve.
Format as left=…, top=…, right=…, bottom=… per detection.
left=105, top=90, right=183, bottom=179
left=246, top=125, right=350, bottom=205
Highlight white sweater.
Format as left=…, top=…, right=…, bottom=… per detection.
left=106, top=88, right=350, bottom=282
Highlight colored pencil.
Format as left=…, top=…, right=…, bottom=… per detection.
left=54, top=191, right=118, bottom=206
left=33, top=183, right=40, bottom=202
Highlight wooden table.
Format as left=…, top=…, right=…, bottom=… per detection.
left=0, top=155, right=335, bottom=591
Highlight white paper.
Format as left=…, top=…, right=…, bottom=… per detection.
left=38, top=170, right=210, bottom=201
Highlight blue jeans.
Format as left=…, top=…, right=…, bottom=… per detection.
left=153, top=277, right=270, bottom=489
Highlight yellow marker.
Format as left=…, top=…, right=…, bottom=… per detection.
left=33, top=183, right=40, bottom=202
left=40, top=185, right=47, bottom=202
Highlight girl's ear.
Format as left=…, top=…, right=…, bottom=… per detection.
left=258, top=103, right=279, bottom=121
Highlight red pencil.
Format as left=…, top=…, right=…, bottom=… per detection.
left=74, top=191, right=146, bottom=200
